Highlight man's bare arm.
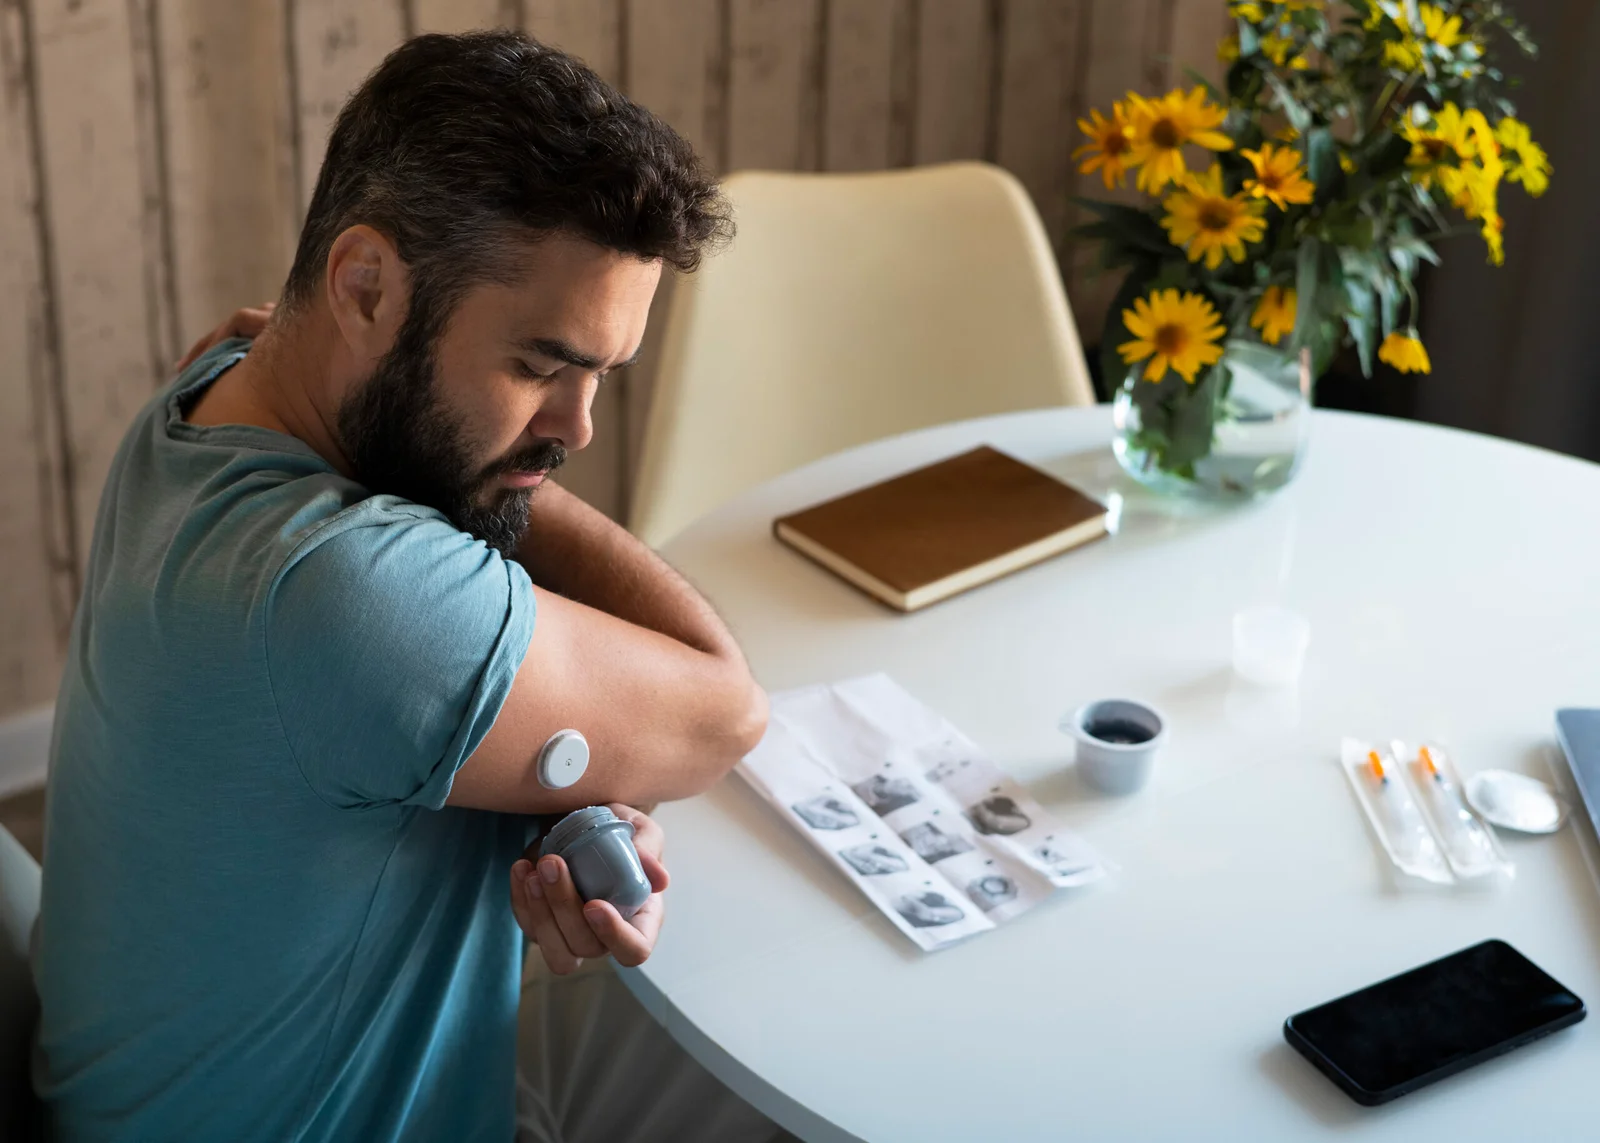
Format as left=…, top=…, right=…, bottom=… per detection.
left=515, top=482, right=746, bottom=658
left=446, top=482, right=767, bottom=814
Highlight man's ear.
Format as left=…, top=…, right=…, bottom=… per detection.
left=325, top=224, right=408, bottom=364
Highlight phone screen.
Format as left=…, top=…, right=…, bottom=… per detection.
left=1285, top=940, right=1585, bottom=1104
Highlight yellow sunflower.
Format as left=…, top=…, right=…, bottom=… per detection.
left=1412, top=3, right=1466, bottom=48
left=1378, top=331, right=1431, bottom=374
left=1124, top=87, right=1234, bottom=193
left=1482, top=212, right=1505, bottom=265
left=1433, top=109, right=1505, bottom=264
left=1250, top=286, right=1298, bottom=346
left=1240, top=144, right=1316, bottom=208
left=1074, top=104, right=1136, bottom=190
left=1261, top=32, right=1311, bottom=70
left=1119, top=289, right=1228, bottom=384
left=1436, top=112, right=1500, bottom=218
left=1384, top=3, right=1465, bottom=71
left=1440, top=162, right=1499, bottom=217
left=1440, top=160, right=1505, bottom=264
left=1160, top=164, right=1267, bottom=270
left=1383, top=39, right=1423, bottom=71
left=1495, top=117, right=1551, bottom=196
left=1401, top=103, right=1475, bottom=186
left=1219, top=33, right=1240, bottom=64
left=1230, top=0, right=1322, bottom=17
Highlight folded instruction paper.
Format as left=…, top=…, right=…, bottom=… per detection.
left=739, top=674, right=1106, bottom=951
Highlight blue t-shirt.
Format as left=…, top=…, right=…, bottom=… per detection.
left=33, top=340, right=537, bottom=1141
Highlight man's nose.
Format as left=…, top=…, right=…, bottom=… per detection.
left=532, top=379, right=595, bottom=452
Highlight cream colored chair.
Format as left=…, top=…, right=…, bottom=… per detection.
left=629, top=161, right=1095, bottom=548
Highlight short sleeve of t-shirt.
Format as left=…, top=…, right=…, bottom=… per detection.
left=266, top=498, right=536, bottom=810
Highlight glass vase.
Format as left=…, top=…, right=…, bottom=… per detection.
left=1111, top=341, right=1312, bottom=500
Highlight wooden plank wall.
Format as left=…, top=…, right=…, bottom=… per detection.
left=0, top=0, right=1230, bottom=717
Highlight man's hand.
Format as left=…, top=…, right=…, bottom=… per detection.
left=510, top=804, right=669, bottom=975
left=174, top=302, right=276, bottom=372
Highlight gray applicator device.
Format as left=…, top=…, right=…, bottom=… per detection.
left=537, top=806, right=652, bottom=918
left=533, top=730, right=652, bottom=918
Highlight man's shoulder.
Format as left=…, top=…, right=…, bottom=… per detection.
left=271, top=494, right=481, bottom=592
left=266, top=494, right=529, bottom=657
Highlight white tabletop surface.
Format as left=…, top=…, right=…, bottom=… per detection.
left=621, top=406, right=1600, bottom=1142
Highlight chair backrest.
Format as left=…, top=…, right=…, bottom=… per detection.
left=629, top=161, right=1095, bottom=548
left=0, top=824, right=41, bottom=1138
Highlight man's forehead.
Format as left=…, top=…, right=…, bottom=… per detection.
left=454, top=244, right=657, bottom=358
left=493, top=230, right=662, bottom=293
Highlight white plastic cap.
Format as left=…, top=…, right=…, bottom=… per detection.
left=536, top=729, right=590, bottom=790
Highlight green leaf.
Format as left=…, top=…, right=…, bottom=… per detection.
left=1072, top=199, right=1174, bottom=258
left=1324, top=214, right=1375, bottom=249
left=1389, top=234, right=1440, bottom=275
left=1292, top=238, right=1340, bottom=351
left=1150, top=260, right=1195, bottom=291
left=1067, top=220, right=1113, bottom=242
left=1365, top=133, right=1412, bottom=181
left=1265, top=73, right=1312, bottom=134
left=1165, top=365, right=1225, bottom=471
left=1239, top=21, right=1262, bottom=58
left=1226, top=54, right=1267, bottom=107
left=1071, top=220, right=1166, bottom=272
left=1337, top=247, right=1383, bottom=300
left=1309, top=317, right=1343, bottom=381
left=1375, top=272, right=1400, bottom=338
left=1305, top=127, right=1343, bottom=207
left=1127, top=363, right=1224, bottom=474
left=1293, top=240, right=1321, bottom=349
left=1343, top=277, right=1377, bottom=377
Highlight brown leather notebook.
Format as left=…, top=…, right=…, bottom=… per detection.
left=773, top=445, right=1108, bottom=611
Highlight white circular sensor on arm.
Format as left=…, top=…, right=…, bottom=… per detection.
left=536, top=729, right=590, bottom=790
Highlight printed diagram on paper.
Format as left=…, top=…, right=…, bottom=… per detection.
left=739, top=674, right=1107, bottom=951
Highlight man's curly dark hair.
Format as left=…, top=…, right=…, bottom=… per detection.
left=281, top=30, right=730, bottom=341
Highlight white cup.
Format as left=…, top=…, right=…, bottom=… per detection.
left=1064, top=699, right=1167, bottom=796
left=1232, top=605, right=1311, bottom=687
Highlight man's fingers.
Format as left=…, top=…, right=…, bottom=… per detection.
left=538, top=856, right=608, bottom=960
left=174, top=327, right=221, bottom=372
left=605, top=803, right=663, bottom=860
left=522, top=872, right=584, bottom=976
left=514, top=858, right=585, bottom=976
left=627, top=894, right=665, bottom=949
left=639, top=849, right=670, bottom=894
left=173, top=303, right=278, bottom=372
left=618, top=807, right=665, bottom=862
left=517, top=810, right=668, bottom=971
left=582, top=900, right=656, bottom=968
left=227, top=304, right=276, bottom=337
left=509, top=859, right=539, bottom=935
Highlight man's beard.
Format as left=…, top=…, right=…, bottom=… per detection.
left=336, top=327, right=565, bottom=558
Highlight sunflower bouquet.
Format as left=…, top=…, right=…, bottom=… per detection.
left=1073, top=0, right=1550, bottom=493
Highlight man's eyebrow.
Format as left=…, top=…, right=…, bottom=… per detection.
left=518, top=336, right=641, bottom=372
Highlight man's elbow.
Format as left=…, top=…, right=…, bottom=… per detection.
left=726, top=679, right=769, bottom=760
left=679, top=676, right=768, bottom=798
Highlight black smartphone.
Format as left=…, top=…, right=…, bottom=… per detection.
left=1284, top=939, right=1585, bottom=1106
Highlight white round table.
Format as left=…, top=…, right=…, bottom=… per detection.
left=621, top=407, right=1600, bottom=1142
